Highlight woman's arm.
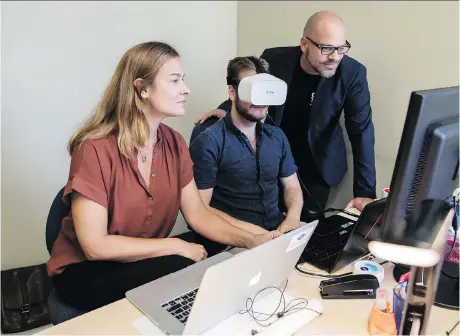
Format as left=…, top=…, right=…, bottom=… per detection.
left=180, top=179, right=280, bottom=249
left=198, top=188, right=268, bottom=235
left=208, top=207, right=269, bottom=235
left=72, top=191, right=207, bottom=262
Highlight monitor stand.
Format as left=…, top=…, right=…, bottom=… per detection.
left=393, top=262, right=459, bottom=310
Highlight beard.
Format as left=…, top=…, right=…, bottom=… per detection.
left=305, top=48, right=339, bottom=78
left=234, top=94, right=267, bottom=122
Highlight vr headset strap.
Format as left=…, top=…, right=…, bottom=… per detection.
left=226, top=57, right=267, bottom=85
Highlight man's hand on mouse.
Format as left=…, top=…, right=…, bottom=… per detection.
left=345, top=197, right=375, bottom=212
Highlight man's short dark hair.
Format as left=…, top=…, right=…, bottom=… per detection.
left=226, top=56, right=269, bottom=86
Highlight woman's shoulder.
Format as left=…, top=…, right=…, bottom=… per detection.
left=158, top=123, right=188, bottom=149
left=71, top=135, right=119, bottom=160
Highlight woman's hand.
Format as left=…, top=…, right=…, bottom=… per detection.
left=176, top=239, right=208, bottom=262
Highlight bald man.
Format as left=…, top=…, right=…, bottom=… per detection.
left=193, top=11, right=376, bottom=221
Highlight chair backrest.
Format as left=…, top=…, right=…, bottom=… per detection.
left=45, top=187, right=69, bottom=254
left=189, top=116, right=220, bottom=144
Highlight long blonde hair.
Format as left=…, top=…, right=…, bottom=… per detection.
left=67, top=41, right=179, bottom=157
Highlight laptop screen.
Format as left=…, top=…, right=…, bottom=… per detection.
left=354, top=198, right=388, bottom=241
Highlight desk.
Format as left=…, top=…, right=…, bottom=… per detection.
left=38, top=211, right=457, bottom=335
left=38, top=264, right=456, bottom=335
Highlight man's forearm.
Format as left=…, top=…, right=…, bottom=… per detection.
left=283, top=186, right=303, bottom=220
left=206, top=205, right=268, bottom=235
left=349, top=134, right=377, bottom=199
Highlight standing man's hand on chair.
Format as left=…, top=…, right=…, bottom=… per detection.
left=195, top=109, right=226, bottom=124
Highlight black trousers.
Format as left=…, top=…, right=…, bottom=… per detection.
left=288, top=166, right=330, bottom=224
left=190, top=230, right=229, bottom=257
left=299, top=173, right=330, bottom=222
left=52, top=232, right=197, bottom=311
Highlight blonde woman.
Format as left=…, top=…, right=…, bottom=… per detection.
left=47, top=41, right=280, bottom=311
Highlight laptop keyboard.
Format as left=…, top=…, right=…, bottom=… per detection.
left=304, top=229, right=351, bottom=259
left=161, top=288, right=198, bottom=324
left=301, top=217, right=356, bottom=271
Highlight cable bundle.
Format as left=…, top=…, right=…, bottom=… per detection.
left=239, top=280, right=321, bottom=328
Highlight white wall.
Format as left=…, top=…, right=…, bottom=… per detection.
left=237, top=1, right=459, bottom=208
left=1, top=1, right=237, bottom=270
left=2, top=1, right=459, bottom=270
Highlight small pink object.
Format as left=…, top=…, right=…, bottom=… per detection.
left=375, top=288, right=388, bottom=311
left=382, top=188, right=390, bottom=198
left=443, top=231, right=459, bottom=264
left=398, top=272, right=410, bottom=283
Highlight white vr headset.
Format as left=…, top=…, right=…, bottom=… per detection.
left=227, top=73, right=288, bottom=106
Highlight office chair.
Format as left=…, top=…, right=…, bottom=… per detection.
left=45, top=187, right=87, bottom=325
left=45, top=185, right=202, bottom=325
left=189, top=116, right=220, bottom=144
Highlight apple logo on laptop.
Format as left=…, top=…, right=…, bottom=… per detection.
left=249, top=272, right=262, bottom=287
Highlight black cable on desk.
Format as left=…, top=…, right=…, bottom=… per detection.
left=446, top=320, right=459, bottom=335
left=295, top=263, right=352, bottom=278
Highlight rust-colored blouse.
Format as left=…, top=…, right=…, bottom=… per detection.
left=47, top=124, right=194, bottom=277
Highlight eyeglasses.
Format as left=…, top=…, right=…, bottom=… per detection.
left=305, top=37, right=351, bottom=55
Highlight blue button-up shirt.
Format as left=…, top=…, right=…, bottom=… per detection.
left=189, top=112, right=298, bottom=230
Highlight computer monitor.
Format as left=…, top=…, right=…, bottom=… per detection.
left=378, top=86, right=459, bottom=309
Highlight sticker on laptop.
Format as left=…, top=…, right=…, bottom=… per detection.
left=341, top=222, right=354, bottom=229
left=286, top=227, right=314, bottom=252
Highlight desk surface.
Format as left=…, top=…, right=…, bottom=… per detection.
left=39, top=264, right=455, bottom=335
left=38, top=210, right=457, bottom=335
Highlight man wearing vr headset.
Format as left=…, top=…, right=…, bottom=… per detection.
left=194, top=11, right=377, bottom=222
left=189, top=56, right=303, bottom=254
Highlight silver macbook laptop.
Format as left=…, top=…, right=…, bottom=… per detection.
left=125, top=220, right=318, bottom=335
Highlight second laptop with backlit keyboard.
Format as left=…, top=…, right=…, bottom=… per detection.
left=299, top=198, right=387, bottom=273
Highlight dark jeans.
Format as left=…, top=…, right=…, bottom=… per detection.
left=52, top=232, right=197, bottom=311
left=293, top=168, right=330, bottom=223
left=299, top=176, right=330, bottom=223
left=278, top=171, right=330, bottom=223
left=189, top=230, right=229, bottom=257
